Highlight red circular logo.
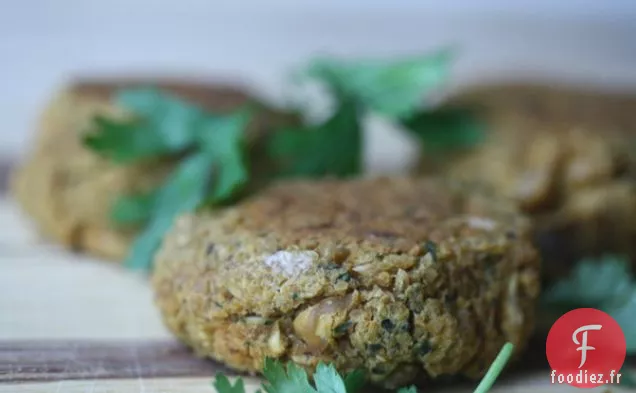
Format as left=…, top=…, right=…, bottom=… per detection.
left=546, top=308, right=626, bottom=388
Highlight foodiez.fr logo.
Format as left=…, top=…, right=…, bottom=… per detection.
left=546, top=308, right=627, bottom=388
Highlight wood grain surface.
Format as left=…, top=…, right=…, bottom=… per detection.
left=0, top=341, right=228, bottom=383
left=0, top=194, right=633, bottom=392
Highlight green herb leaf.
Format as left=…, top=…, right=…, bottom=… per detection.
left=115, top=88, right=205, bottom=151
left=196, top=108, right=252, bottom=203
left=342, top=370, right=365, bottom=393
left=83, top=115, right=167, bottom=163
left=403, top=107, right=485, bottom=152
left=261, top=358, right=316, bottom=393
left=211, top=343, right=514, bottom=393
left=213, top=373, right=248, bottom=393
left=610, top=292, right=636, bottom=352
left=541, top=256, right=633, bottom=308
left=266, top=100, right=361, bottom=178
left=110, top=191, right=157, bottom=227
left=123, top=152, right=216, bottom=270
left=110, top=103, right=251, bottom=270
left=619, top=368, right=636, bottom=388
left=83, top=88, right=205, bottom=163
left=541, top=255, right=636, bottom=352
left=305, top=49, right=453, bottom=119
left=314, top=362, right=348, bottom=393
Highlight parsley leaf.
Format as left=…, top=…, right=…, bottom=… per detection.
left=611, top=293, right=636, bottom=352
left=541, top=256, right=633, bottom=307
left=115, top=88, right=205, bottom=152
left=213, top=373, right=248, bottom=393
left=196, top=109, right=252, bottom=203
left=83, top=115, right=168, bottom=164
left=299, top=49, right=482, bottom=163
left=314, top=362, right=349, bottom=393
left=82, top=87, right=253, bottom=271
left=110, top=191, right=157, bottom=227
left=211, top=343, right=514, bottom=393
left=261, top=358, right=315, bottom=393
left=124, top=151, right=216, bottom=270
left=123, top=108, right=251, bottom=270
left=342, top=370, right=365, bottom=393
left=305, top=49, right=453, bottom=119
left=266, top=100, right=361, bottom=178
left=541, top=255, right=636, bottom=352
left=620, top=370, right=636, bottom=388
left=83, top=88, right=205, bottom=163
left=402, top=107, right=486, bottom=152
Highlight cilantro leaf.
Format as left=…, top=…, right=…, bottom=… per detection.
left=261, top=358, right=316, bottom=393
left=110, top=191, right=157, bottom=227
left=266, top=100, right=361, bottom=178
left=305, top=49, right=453, bottom=119
left=84, top=88, right=205, bottom=163
left=123, top=151, right=216, bottom=270
left=541, top=255, right=636, bottom=352
left=213, top=373, right=248, bottom=393
left=402, top=107, right=485, bottom=152
left=196, top=108, right=252, bottom=203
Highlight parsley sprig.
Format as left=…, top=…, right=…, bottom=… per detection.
left=84, top=50, right=483, bottom=270
left=304, top=49, right=452, bottom=119
left=541, top=255, right=636, bottom=386
left=84, top=88, right=208, bottom=162
left=541, top=255, right=635, bottom=352
left=266, top=100, right=362, bottom=178
left=84, top=89, right=252, bottom=270
left=211, top=343, right=514, bottom=393
left=268, top=48, right=484, bottom=178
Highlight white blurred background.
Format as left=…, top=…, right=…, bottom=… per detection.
left=2, top=0, right=636, bottom=159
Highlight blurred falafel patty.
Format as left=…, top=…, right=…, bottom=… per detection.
left=11, top=79, right=294, bottom=260
left=418, top=83, right=636, bottom=278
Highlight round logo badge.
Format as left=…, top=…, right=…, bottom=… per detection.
left=546, top=308, right=626, bottom=388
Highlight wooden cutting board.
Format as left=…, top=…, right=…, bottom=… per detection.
left=0, top=196, right=631, bottom=393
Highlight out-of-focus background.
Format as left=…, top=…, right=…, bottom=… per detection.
left=2, top=0, right=636, bottom=159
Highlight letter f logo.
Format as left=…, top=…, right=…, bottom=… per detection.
left=572, top=324, right=602, bottom=368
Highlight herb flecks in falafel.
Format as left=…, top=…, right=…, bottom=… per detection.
left=152, top=177, right=539, bottom=388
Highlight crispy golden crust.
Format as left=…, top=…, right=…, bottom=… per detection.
left=418, top=83, right=636, bottom=277
left=152, top=177, right=540, bottom=388
left=11, top=80, right=295, bottom=260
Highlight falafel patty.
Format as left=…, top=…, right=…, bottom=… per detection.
left=152, top=176, right=540, bottom=388
left=418, top=83, right=636, bottom=278
left=11, top=79, right=294, bottom=260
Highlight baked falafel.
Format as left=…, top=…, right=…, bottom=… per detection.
left=418, top=83, right=636, bottom=278
left=151, top=176, right=541, bottom=388
left=11, top=79, right=295, bottom=260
